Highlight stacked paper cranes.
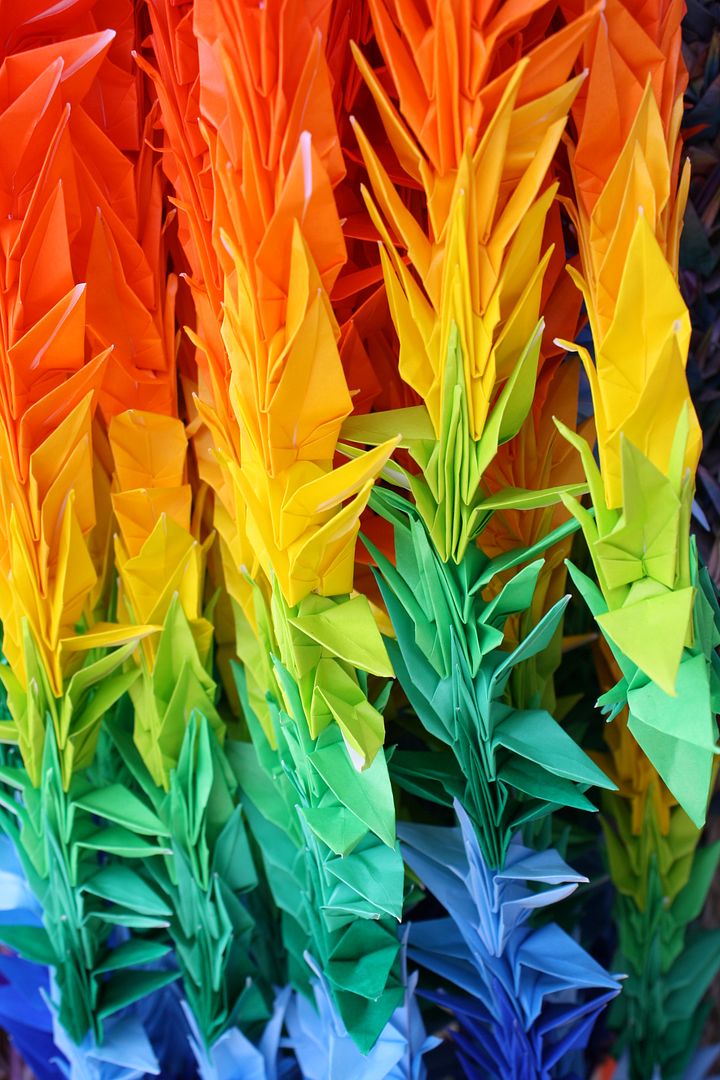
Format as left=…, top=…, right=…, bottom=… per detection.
left=0, top=1, right=716, bottom=1078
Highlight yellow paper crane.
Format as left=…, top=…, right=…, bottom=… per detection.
left=109, top=410, right=222, bottom=789
left=557, top=0, right=716, bottom=827
left=562, top=85, right=700, bottom=510
left=0, top=33, right=157, bottom=786
left=346, top=1, right=594, bottom=561
left=189, top=0, right=398, bottom=609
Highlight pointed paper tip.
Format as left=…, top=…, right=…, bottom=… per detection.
left=346, top=744, right=366, bottom=771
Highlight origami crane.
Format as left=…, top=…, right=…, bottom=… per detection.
left=0, top=29, right=163, bottom=785
left=0, top=1, right=714, bottom=1076
left=178, top=0, right=398, bottom=610
left=232, top=587, right=406, bottom=1053
left=109, top=409, right=222, bottom=788
left=400, top=801, right=621, bottom=1079
left=366, top=488, right=615, bottom=868
left=343, top=0, right=596, bottom=561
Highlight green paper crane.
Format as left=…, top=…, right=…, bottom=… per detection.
left=365, top=488, right=615, bottom=868
left=0, top=723, right=178, bottom=1045
left=49, top=598, right=273, bottom=1054
left=556, top=408, right=720, bottom=825
left=129, top=594, right=225, bottom=791
left=230, top=581, right=406, bottom=1053
left=566, top=553, right=720, bottom=829
left=341, top=325, right=588, bottom=566
left=102, top=710, right=268, bottom=1050
left=0, top=625, right=148, bottom=791
left=608, top=838, right=720, bottom=1080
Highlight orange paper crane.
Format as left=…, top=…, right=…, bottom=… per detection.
left=78, top=98, right=178, bottom=422
left=344, top=0, right=596, bottom=561
left=181, top=0, right=398, bottom=609
left=139, top=0, right=254, bottom=718
left=141, top=2, right=284, bottom=628
left=555, top=0, right=716, bottom=826
left=352, top=0, right=598, bottom=218
left=140, top=0, right=228, bottom=427
left=561, top=0, right=700, bottom=506
left=565, top=0, right=687, bottom=217
left=2, top=0, right=179, bottom=419
left=0, top=0, right=141, bottom=156
left=140, top=0, right=272, bottom=743
left=0, top=30, right=155, bottom=786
